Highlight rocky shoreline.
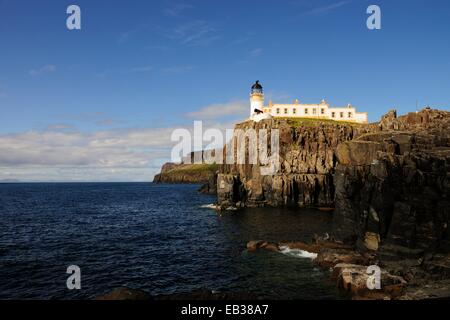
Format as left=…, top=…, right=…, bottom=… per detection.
left=245, top=238, right=421, bottom=300
left=148, top=108, right=450, bottom=300
left=99, top=237, right=450, bottom=300
left=228, top=108, right=450, bottom=299
left=247, top=236, right=450, bottom=300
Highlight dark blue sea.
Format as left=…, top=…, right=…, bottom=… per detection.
left=0, top=183, right=342, bottom=300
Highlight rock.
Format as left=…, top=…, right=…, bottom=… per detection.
left=260, top=242, right=280, bottom=252
left=399, top=279, right=450, bottom=300
left=364, top=232, right=381, bottom=251
left=378, top=244, right=425, bottom=261
left=335, top=141, right=383, bottom=166
left=332, top=263, right=407, bottom=299
left=247, top=240, right=264, bottom=252
left=423, top=254, right=450, bottom=279
left=198, top=173, right=218, bottom=195
left=217, top=174, right=245, bottom=209
left=222, top=109, right=450, bottom=300
left=379, top=109, right=400, bottom=131
left=333, top=109, right=450, bottom=253
left=246, top=240, right=280, bottom=252
left=218, top=109, right=450, bottom=256
left=315, top=249, right=374, bottom=268
left=217, top=118, right=370, bottom=208
left=381, top=259, right=426, bottom=283
left=318, top=207, right=335, bottom=212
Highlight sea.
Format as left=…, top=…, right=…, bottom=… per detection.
left=0, top=183, right=343, bottom=299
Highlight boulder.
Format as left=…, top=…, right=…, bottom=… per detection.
left=332, top=263, right=407, bottom=299
left=246, top=240, right=264, bottom=252
left=246, top=240, right=280, bottom=252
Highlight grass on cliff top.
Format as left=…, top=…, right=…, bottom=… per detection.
left=277, top=117, right=362, bottom=127
left=167, top=163, right=219, bottom=174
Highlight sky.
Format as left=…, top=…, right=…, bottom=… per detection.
left=0, top=0, right=449, bottom=181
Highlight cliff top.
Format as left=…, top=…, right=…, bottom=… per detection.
left=153, top=163, right=218, bottom=184
left=239, top=116, right=365, bottom=128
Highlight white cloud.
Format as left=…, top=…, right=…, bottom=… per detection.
left=131, top=65, right=153, bottom=73
left=45, top=123, right=76, bottom=131
left=29, top=64, right=56, bottom=76
left=248, top=48, right=263, bottom=58
left=162, top=20, right=219, bottom=46
left=0, top=128, right=172, bottom=166
left=164, top=3, right=194, bottom=17
left=0, top=99, right=250, bottom=181
left=185, top=100, right=248, bottom=120
left=303, top=0, right=351, bottom=16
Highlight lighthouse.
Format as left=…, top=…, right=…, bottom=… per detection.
left=250, top=80, right=264, bottom=117
left=247, top=80, right=368, bottom=123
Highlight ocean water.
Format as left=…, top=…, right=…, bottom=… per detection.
left=0, top=183, right=342, bottom=300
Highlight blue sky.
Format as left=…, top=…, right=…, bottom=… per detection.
left=0, top=0, right=449, bottom=181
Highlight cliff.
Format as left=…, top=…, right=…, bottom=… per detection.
left=333, top=109, right=450, bottom=254
left=224, top=108, right=450, bottom=299
left=153, top=162, right=218, bottom=186
left=217, top=109, right=450, bottom=255
left=217, top=118, right=372, bottom=209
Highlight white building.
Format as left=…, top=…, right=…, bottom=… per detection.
left=249, top=80, right=368, bottom=124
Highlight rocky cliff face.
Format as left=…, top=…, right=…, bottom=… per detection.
left=333, top=109, right=450, bottom=255
left=217, top=118, right=371, bottom=209
left=217, top=109, right=450, bottom=255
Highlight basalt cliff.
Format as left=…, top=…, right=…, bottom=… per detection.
left=220, top=108, right=450, bottom=299
left=217, top=118, right=371, bottom=209
left=218, top=109, right=450, bottom=248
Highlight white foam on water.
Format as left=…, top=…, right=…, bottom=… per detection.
left=200, top=204, right=217, bottom=210
left=279, top=246, right=318, bottom=260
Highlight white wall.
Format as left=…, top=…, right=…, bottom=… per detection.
left=264, top=103, right=367, bottom=123
left=250, top=95, right=264, bottom=116
left=354, top=112, right=368, bottom=123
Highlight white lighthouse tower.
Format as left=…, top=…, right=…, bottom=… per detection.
left=250, top=80, right=264, bottom=117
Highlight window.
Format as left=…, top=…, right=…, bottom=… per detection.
left=293, top=108, right=297, bottom=114
left=284, top=108, right=288, bottom=114
left=331, top=112, right=335, bottom=118
left=312, top=109, right=316, bottom=115
left=305, top=108, right=309, bottom=115
left=348, top=112, right=353, bottom=118
left=321, top=108, right=325, bottom=115
left=340, top=112, right=344, bottom=118
left=276, top=108, right=280, bottom=114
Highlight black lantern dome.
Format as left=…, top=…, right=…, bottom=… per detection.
left=251, top=80, right=263, bottom=94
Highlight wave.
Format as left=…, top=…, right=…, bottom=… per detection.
left=279, top=246, right=318, bottom=260
left=199, top=204, right=239, bottom=211
left=200, top=204, right=217, bottom=210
